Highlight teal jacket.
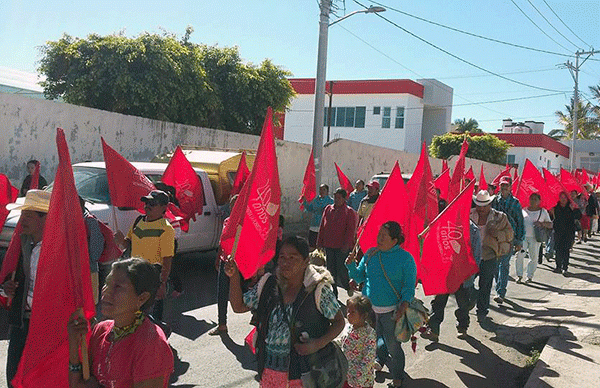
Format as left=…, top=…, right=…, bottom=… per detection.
left=304, top=195, right=334, bottom=228
left=347, top=245, right=417, bottom=307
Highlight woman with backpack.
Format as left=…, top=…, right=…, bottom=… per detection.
left=225, top=236, right=345, bottom=387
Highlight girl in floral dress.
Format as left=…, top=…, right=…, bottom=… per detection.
left=341, top=295, right=377, bottom=388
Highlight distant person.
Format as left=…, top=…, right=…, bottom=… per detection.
left=347, top=180, right=367, bottom=211
left=552, top=191, right=581, bottom=275
left=583, top=183, right=598, bottom=241
left=303, top=184, right=334, bottom=249
left=20, top=160, right=48, bottom=197
left=79, top=196, right=104, bottom=304
left=357, top=181, right=380, bottom=223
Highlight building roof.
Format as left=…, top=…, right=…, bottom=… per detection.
left=0, top=67, right=44, bottom=93
left=488, top=133, right=570, bottom=159
left=289, top=78, right=424, bottom=98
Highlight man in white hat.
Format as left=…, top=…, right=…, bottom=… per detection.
left=2, top=189, right=50, bottom=386
left=470, top=190, right=514, bottom=323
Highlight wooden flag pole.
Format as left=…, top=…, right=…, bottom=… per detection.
left=77, top=308, right=90, bottom=380
left=111, top=205, right=119, bottom=234
left=230, top=225, right=243, bottom=263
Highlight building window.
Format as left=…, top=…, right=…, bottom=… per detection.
left=324, top=106, right=366, bottom=128
left=373, top=106, right=381, bottom=115
left=382, top=107, right=391, bottom=129
left=395, top=107, right=405, bottom=129
left=507, top=154, right=516, bottom=165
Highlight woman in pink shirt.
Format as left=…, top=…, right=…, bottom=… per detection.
left=67, top=258, right=173, bottom=388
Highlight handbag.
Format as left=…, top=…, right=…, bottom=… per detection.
left=377, top=253, right=429, bottom=343
left=301, top=342, right=348, bottom=388
left=533, top=210, right=551, bottom=243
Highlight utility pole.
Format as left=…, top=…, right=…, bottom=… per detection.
left=326, top=80, right=334, bottom=143
left=564, top=49, right=598, bottom=170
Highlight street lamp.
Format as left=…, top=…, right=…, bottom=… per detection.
left=311, top=2, right=385, bottom=188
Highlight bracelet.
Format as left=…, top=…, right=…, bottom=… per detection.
left=69, top=363, right=82, bottom=372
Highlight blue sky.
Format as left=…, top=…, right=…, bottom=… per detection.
left=1, top=0, right=599, bottom=132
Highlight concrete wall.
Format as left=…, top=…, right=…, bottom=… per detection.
left=506, top=147, right=569, bottom=173
left=0, top=93, right=505, bottom=231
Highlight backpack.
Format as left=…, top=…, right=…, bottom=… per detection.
left=84, top=212, right=123, bottom=264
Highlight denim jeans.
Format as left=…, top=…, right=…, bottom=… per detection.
left=428, top=285, right=471, bottom=334
left=217, top=259, right=230, bottom=326
left=477, top=259, right=498, bottom=317
left=7, top=321, right=29, bottom=387
left=375, top=311, right=405, bottom=382
left=495, top=248, right=514, bottom=299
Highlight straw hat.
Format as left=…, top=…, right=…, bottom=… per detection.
left=473, top=190, right=495, bottom=206
left=6, top=189, right=51, bottom=213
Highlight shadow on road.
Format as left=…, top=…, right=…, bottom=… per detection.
left=220, top=334, right=257, bottom=372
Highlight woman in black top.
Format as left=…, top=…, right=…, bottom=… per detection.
left=552, top=191, right=582, bottom=275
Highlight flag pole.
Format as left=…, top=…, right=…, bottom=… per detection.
left=418, top=180, right=475, bottom=240
left=111, top=205, right=119, bottom=233
left=77, top=308, right=90, bottom=380
left=230, top=224, right=243, bottom=262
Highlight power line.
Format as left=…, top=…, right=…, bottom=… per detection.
left=542, top=0, right=592, bottom=48
left=437, top=67, right=560, bottom=80
left=353, top=0, right=569, bottom=93
left=363, top=0, right=572, bottom=57
left=509, top=0, right=572, bottom=52
left=526, top=0, right=581, bottom=50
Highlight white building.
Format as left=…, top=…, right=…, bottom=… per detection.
left=0, top=67, right=45, bottom=99
left=566, top=139, right=600, bottom=172
left=498, top=118, right=544, bottom=134
left=283, top=78, right=453, bottom=154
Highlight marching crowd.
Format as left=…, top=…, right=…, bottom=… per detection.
left=2, top=159, right=598, bottom=388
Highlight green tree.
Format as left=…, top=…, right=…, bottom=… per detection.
left=429, top=133, right=510, bottom=165
left=38, top=28, right=295, bottom=135
left=551, top=97, right=600, bottom=140
left=453, top=118, right=482, bottom=133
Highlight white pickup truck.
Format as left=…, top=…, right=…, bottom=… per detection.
left=0, top=162, right=223, bottom=254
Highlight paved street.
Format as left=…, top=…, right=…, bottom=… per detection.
left=0, top=238, right=599, bottom=387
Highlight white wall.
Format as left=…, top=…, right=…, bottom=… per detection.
left=506, top=147, right=569, bottom=173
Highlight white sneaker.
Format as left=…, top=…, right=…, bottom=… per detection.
left=516, top=276, right=523, bottom=284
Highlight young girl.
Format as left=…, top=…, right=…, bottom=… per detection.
left=341, top=295, right=377, bottom=388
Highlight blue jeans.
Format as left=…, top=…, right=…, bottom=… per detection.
left=495, top=249, right=513, bottom=299
left=375, top=311, right=405, bottom=381
left=477, top=259, right=498, bottom=317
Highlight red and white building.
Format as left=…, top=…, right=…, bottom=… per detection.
left=282, top=78, right=453, bottom=154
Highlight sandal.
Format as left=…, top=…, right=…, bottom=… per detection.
left=208, top=325, right=228, bottom=336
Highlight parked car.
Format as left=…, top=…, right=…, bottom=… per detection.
left=370, top=172, right=413, bottom=190
left=0, top=162, right=222, bottom=254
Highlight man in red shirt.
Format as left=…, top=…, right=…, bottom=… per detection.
left=317, top=188, right=358, bottom=296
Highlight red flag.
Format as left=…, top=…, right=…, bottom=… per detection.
left=543, top=168, right=570, bottom=207
left=479, top=165, right=488, bottom=191
left=492, top=165, right=512, bottom=188
left=512, top=169, right=520, bottom=196
left=231, top=151, right=250, bottom=196
left=335, top=163, right=354, bottom=195
left=219, top=108, right=281, bottom=279
left=0, top=175, right=18, bottom=231
left=442, top=159, right=449, bottom=172
left=298, top=149, right=317, bottom=209
left=12, top=128, right=95, bottom=388
left=420, top=181, right=478, bottom=295
left=580, top=169, right=590, bottom=185
left=101, top=138, right=155, bottom=211
left=161, top=146, right=205, bottom=233
left=434, top=169, right=450, bottom=200
left=560, top=168, right=586, bottom=198
left=515, top=160, right=554, bottom=209
left=464, top=166, right=475, bottom=181
left=405, top=144, right=438, bottom=276
left=30, top=162, right=41, bottom=191
left=448, top=138, right=469, bottom=201
left=358, top=162, right=409, bottom=253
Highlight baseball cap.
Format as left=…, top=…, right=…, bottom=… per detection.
left=140, top=190, right=170, bottom=206
left=366, top=181, right=380, bottom=190
left=499, top=177, right=512, bottom=185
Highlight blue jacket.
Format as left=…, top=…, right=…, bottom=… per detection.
left=304, top=195, right=334, bottom=228
left=347, top=245, right=417, bottom=307
left=347, top=190, right=367, bottom=211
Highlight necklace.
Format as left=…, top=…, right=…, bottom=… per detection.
left=112, top=311, right=144, bottom=341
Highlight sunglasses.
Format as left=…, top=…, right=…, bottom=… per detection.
left=145, top=200, right=161, bottom=207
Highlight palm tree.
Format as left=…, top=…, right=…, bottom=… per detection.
left=552, top=97, right=600, bottom=140
left=453, top=118, right=482, bottom=133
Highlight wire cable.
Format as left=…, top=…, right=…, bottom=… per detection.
left=542, top=0, right=592, bottom=48
left=509, top=0, right=573, bottom=52
left=526, top=0, right=580, bottom=50
left=352, top=0, right=569, bottom=93
left=362, top=0, right=572, bottom=57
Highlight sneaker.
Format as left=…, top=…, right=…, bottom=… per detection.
left=562, top=270, right=568, bottom=277
left=420, top=327, right=439, bottom=342
left=209, top=325, right=228, bottom=336
left=525, top=278, right=533, bottom=283
left=553, top=268, right=562, bottom=274
left=456, top=326, right=468, bottom=336
left=494, top=296, right=504, bottom=304
left=516, top=276, right=523, bottom=284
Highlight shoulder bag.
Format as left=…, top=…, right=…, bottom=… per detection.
left=377, top=253, right=429, bottom=343
left=533, top=210, right=551, bottom=243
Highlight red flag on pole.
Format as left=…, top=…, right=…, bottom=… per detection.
left=479, top=165, right=488, bottom=191
left=512, top=169, right=520, bottom=196
left=12, top=128, right=95, bottom=388
left=560, top=168, right=587, bottom=198
left=0, top=175, right=18, bottom=231
left=543, top=168, right=569, bottom=207
left=231, top=151, right=250, bottom=196
left=580, top=169, right=590, bottom=185
left=434, top=168, right=450, bottom=200
left=101, top=138, right=156, bottom=211
left=442, top=159, right=449, bottom=172
left=491, top=165, right=512, bottom=188
left=358, top=162, right=409, bottom=253
left=298, top=149, right=317, bottom=209
left=30, top=162, right=41, bottom=191
left=448, top=138, right=469, bottom=201
left=219, top=108, right=281, bottom=279
left=335, top=163, right=354, bottom=195
left=515, top=160, right=554, bottom=209
left=464, top=166, right=475, bottom=181
left=419, top=181, right=478, bottom=295
left=161, top=146, right=205, bottom=233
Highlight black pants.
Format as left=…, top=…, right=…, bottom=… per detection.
left=555, top=234, right=574, bottom=271
left=217, top=260, right=230, bottom=326
left=7, top=321, right=29, bottom=387
left=325, top=248, right=350, bottom=295
left=428, top=285, right=471, bottom=334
